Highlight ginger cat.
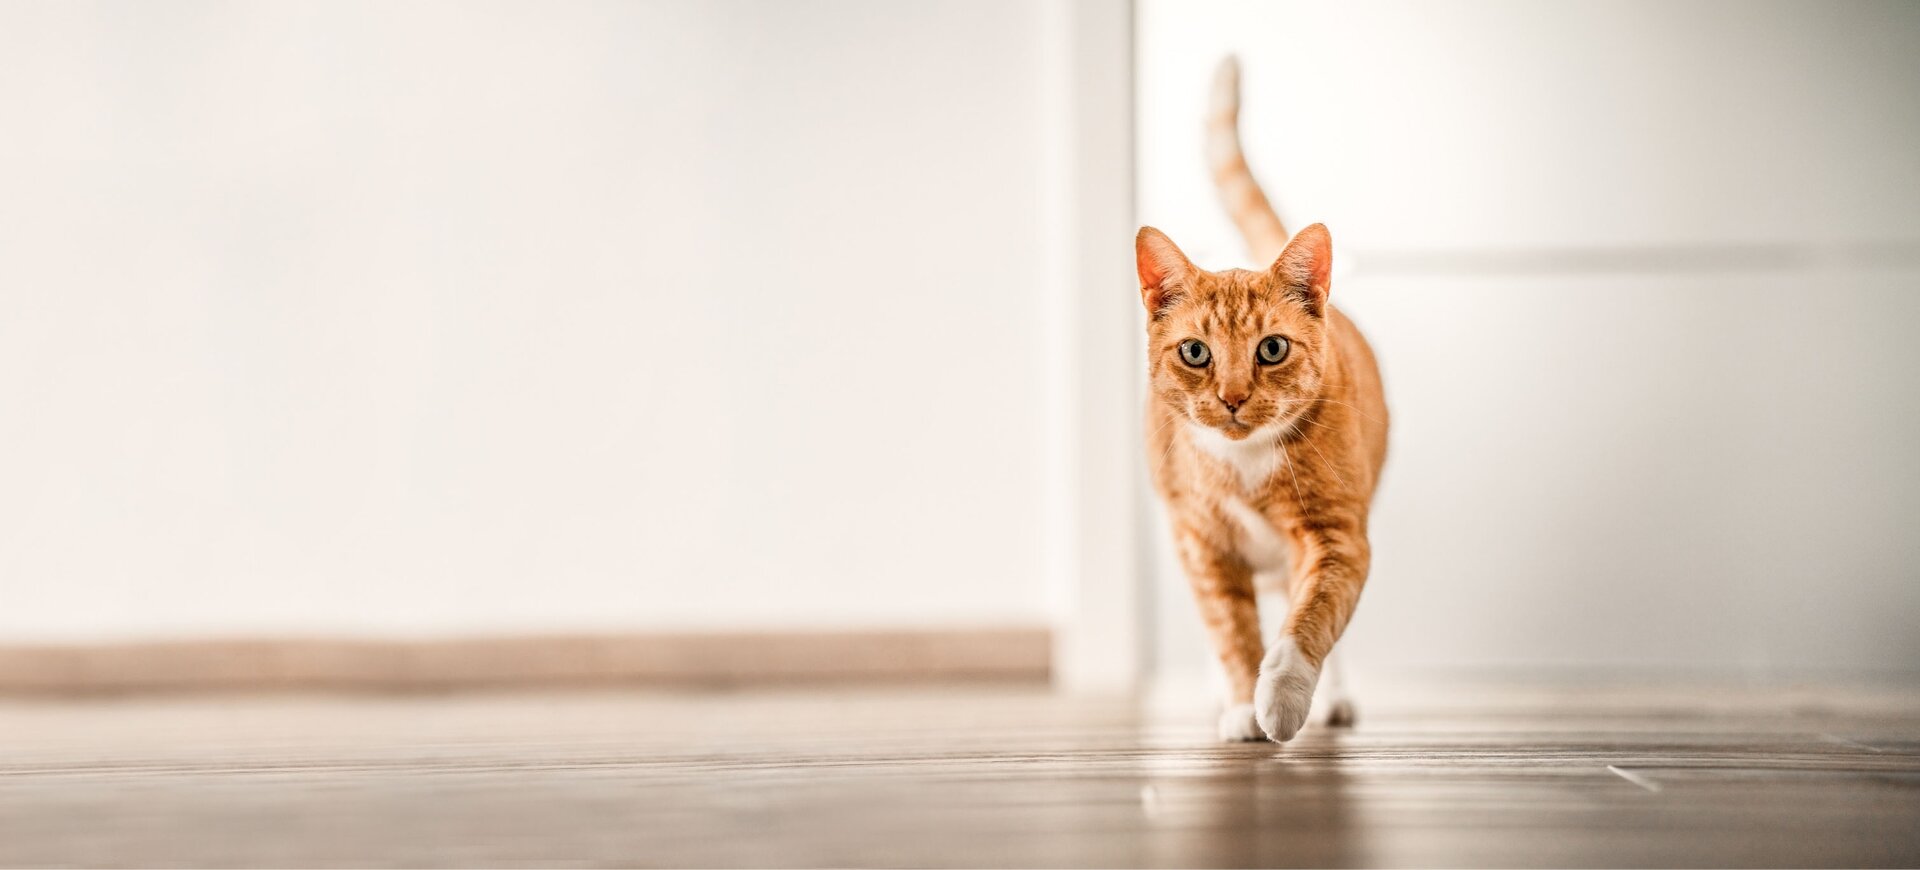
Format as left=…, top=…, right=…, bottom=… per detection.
left=1141, top=58, right=1388, bottom=743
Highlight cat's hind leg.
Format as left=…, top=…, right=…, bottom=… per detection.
left=1217, top=702, right=1263, bottom=741
left=1309, top=649, right=1356, bottom=728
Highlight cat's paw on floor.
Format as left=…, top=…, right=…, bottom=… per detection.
left=1217, top=703, right=1264, bottom=742
left=1253, top=636, right=1320, bottom=742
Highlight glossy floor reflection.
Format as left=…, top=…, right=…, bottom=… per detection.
left=1, top=679, right=1917, bottom=867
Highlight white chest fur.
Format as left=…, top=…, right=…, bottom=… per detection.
left=1219, top=494, right=1291, bottom=575
left=1188, top=424, right=1293, bottom=576
left=1186, top=423, right=1283, bottom=489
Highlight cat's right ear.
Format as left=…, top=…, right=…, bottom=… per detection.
left=1136, top=227, right=1195, bottom=317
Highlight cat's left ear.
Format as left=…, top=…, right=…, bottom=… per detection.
left=1269, top=223, right=1333, bottom=315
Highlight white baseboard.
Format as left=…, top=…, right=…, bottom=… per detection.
left=0, top=627, right=1051, bottom=694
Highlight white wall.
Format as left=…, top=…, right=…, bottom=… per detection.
left=0, top=1, right=1063, bottom=641
left=1138, top=0, right=1920, bottom=678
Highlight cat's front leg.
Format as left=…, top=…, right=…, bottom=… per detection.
left=1254, top=522, right=1369, bottom=742
left=1253, top=634, right=1321, bottom=742
left=1171, top=524, right=1266, bottom=742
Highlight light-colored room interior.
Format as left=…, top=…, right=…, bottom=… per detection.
left=2, top=1, right=1916, bottom=866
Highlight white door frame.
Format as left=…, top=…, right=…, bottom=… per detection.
left=1039, top=0, right=1144, bottom=694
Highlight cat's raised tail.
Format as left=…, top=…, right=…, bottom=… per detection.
left=1206, top=55, right=1289, bottom=265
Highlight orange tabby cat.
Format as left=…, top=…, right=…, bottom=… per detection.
left=1141, top=58, right=1388, bottom=743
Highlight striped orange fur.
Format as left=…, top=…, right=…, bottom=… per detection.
left=1140, top=58, right=1388, bottom=743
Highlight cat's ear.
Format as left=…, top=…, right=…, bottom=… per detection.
left=1136, top=226, right=1195, bottom=317
left=1269, top=223, right=1333, bottom=315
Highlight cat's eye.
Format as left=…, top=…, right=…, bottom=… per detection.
left=1178, top=339, right=1211, bottom=367
left=1257, top=335, right=1290, bottom=365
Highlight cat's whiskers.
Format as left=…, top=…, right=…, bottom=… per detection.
left=1300, top=432, right=1352, bottom=491
left=1155, top=425, right=1185, bottom=471
left=1152, top=406, right=1197, bottom=471
left=1278, top=440, right=1308, bottom=506
left=1142, top=401, right=1193, bottom=471
left=1144, top=409, right=1183, bottom=446
left=1261, top=398, right=1352, bottom=492
left=1303, top=396, right=1386, bottom=425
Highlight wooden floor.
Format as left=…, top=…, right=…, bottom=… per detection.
left=2, top=678, right=1917, bottom=867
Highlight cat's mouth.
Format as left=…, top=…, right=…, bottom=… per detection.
left=1197, top=402, right=1303, bottom=440
left=1184, top=397, right=1295, bottom=440
left=1210, top=415, right=1263, bottom=440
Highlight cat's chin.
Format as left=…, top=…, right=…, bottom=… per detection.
left=1206, top=419, right=1266, bottom=441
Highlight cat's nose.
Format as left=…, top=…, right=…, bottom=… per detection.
left=1219, top=391, right=1249, bottom=413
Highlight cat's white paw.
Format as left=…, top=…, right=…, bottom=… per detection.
left=1217, top=702, right=1263, bottom=742
left=1253, top=636, right=1320, bottom=742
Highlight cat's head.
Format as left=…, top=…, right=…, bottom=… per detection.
left=1137, top=224, right=1334, bottom=441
